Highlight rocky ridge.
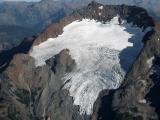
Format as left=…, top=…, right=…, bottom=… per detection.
left=0, top=1, right=158, bottom=120
left=112, top=31, right=160, bottom=120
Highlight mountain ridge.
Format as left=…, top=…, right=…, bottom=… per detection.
left=0, top=0, right=159, bottom=51
left=0, top=2, right=159, bottom=120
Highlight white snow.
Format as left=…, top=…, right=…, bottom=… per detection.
left=147, top=56, right=154, bottom=68
left=139, top=99, right=147, bottom=104
left=30, top=16, right=149, bottom=115
left=98, top=12, right=102, bottom=16
left=98, top=5, right=103, bottom=10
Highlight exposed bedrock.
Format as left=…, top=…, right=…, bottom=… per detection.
left=113, top=31, right=160, bottom=120
left=0, top=1, right=158, bottom=120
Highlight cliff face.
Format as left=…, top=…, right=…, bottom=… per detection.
left=112, top=31, right=160, bottom=120
left=0, top=2, right=157, bottom=120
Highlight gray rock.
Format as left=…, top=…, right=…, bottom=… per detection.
left=0, top=2, right=157, bottom=120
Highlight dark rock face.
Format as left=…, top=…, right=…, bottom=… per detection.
left=0, top=36, right=35, bottom=73
left=145, top=56, right=160, bottom=119
left=32, top=1, right=154, bottom=45
left=76, top=1, right=154, bottom=28
left=46, top=49, right=76, bottom=74
left=113, top=32, right=160, bottom=120
left=0, top=2, right=157, bottom=120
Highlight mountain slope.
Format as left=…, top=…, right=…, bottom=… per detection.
left=0, top=2, right=157, bottom=120
left=0, top=0, right=160, bottom=52
left=113, top=31, right=160, bottom=120
left=51, top=0, right=160, bottom=20
left=0, top=0, right=66, bottom=50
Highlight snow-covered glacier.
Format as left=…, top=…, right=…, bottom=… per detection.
left=30, top=16, right=149, bottom=115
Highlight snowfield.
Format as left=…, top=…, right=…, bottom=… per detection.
left=30, top=16, right=149, bottom=115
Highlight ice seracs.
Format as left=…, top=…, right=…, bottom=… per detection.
left=30, top=16, right=150, bottom=115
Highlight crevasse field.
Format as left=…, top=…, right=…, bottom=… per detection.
left=30, top=16, right=148, bottom=115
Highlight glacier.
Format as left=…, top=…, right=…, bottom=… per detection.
left=30, top=16, right=149, bottom=115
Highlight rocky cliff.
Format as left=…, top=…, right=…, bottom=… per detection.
left=0, top=1, right=158, bottom=120
left=112, top=31, right=160, bottom=120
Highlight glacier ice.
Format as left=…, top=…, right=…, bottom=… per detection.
left=30, top=16, right=149, bottom=115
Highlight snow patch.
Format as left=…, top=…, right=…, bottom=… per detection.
left=139, top=99, right=147, bottom=104
left=30, top=16, right=148, bottom=115
left=98, top=5, right=103, bottom=10
left=98, top=12, right=102, bottom=16
left=147, top=56, right=154, bottom=68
